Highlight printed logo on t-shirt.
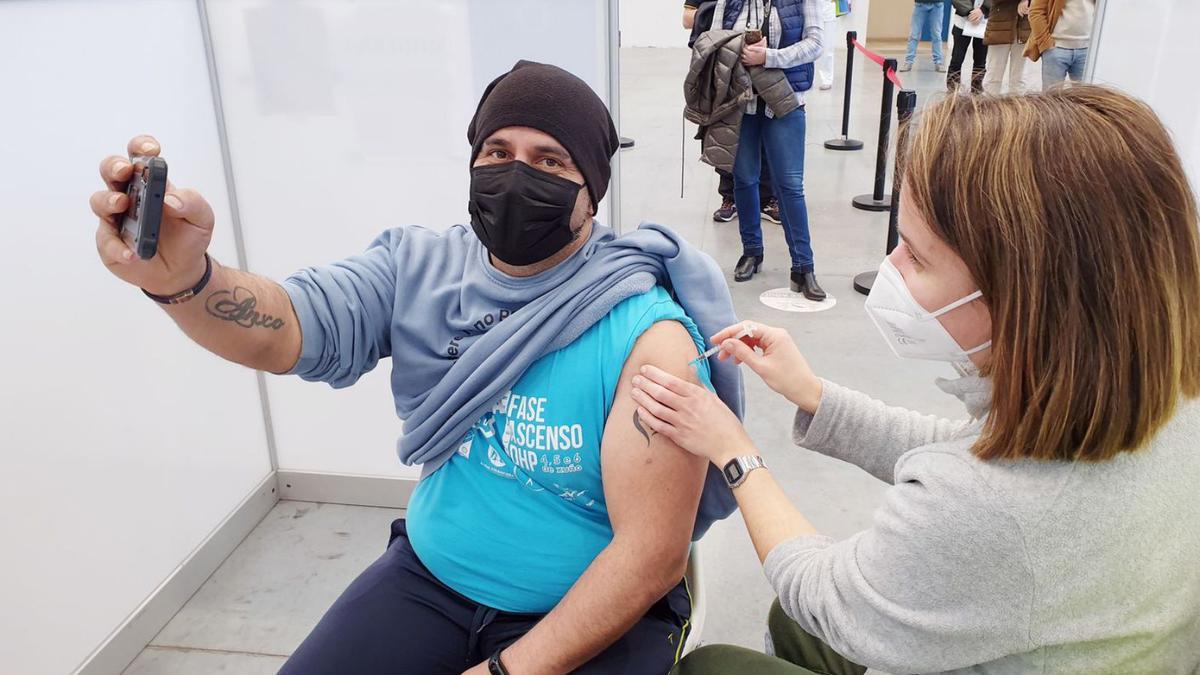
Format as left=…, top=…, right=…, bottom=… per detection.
left=463, top=388, right=599, bottom=508
left=497, top=391, right=586, bottom=475
left=487, top=446, right=507, bottom=468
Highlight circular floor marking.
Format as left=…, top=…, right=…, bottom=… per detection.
left=759, top=288, right=838, bottom=313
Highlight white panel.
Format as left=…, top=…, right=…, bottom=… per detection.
left=1090, top=0, right=1200, bottom=192
left=204, top=0, right=615, bottom=477
left=619, top=0, right=684, bottom=47
left=0, top=2, right=271, bottom=674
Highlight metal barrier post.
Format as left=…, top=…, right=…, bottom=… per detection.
left=824, top=31, right=864, bottom=151
left=851, top=57, right=897, bottom=212
left=854, top=89, right=918, bottom=295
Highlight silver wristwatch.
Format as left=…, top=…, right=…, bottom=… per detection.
left=722, top=455, right=766, bottom=488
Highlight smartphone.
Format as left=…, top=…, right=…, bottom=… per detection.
left=121, top=156, right=168, bottom=260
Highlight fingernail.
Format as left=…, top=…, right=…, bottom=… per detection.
left=141, top=141, right=156, bottom=152
left=640, top=365, right=648, bottom=374
left=164, top=194, right=183, bottom=210
left=123, top=250, right=133, bottom=260
left=113, top=162, right=128, bottom=173
left=109, top=194, right=121, bottom=207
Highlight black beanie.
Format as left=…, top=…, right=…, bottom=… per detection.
left=467, top=60, right=620, bottom=210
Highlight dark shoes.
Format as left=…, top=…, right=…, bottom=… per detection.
left=713, top=198, right=737, bottom=222
left=761, top=199, right=781, bottom=224
left=715, top=197, right=779, bottom=223
left=734, top=254, right=763, bottom=282
left=790, top=270, right=827, bottom=301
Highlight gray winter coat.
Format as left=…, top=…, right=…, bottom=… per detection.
left=683, top=29, right=800, bottom=172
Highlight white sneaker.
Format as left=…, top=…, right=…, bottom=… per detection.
left=899, top=62, right=913, bottom=72
left=935, top=63, right=947, bottom=72
left=819, top=82, right=833, bottom=90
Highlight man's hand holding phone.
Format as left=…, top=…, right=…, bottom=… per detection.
left=90, top=135, right=214, bottom=297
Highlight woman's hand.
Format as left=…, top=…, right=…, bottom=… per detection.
left=709, top=322, right=823, bottom=413
left=968, top=7, right=984, bottom=22
left=1017, top=0, right=1030, bottom=17
left=741, top=41, right=768, bottom=66
left=631, top=365, right=756, bottom=466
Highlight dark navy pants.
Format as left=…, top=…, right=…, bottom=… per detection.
left=278, top=519, right=692, bottom=674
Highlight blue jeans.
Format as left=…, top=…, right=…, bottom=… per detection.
left=1041, top=46, right=1088, bottom=87
left=734, top=108, right=813, bottom=272
left=906, top=2, right=944, bottom=65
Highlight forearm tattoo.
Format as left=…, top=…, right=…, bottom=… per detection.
left=633, top=410, right=656, bottom=446
left=205, top=287, right=285, bottom=330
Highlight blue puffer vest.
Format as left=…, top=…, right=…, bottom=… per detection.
left=722, top=0, right=814, bottom=93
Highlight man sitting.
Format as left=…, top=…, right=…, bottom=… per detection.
left=89, top=61, right=739, bottom=674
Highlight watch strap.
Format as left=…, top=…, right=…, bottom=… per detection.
left=723, top=455, right=766, bottom=488
left=488, top=650, right=510, bottom=675
left=142, top=254, right=213, bottom=305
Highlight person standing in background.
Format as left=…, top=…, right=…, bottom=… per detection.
left=814, top=0, right=838, bottom=90
left=719, top=0, right=826, bottom=300
left=947, top=0, right=988, bottom=93
left=1025, top=0, right=1095, bottom=87
left=983, top=0, right=1032, bottom=94
left=901, top=0, right=946, bottom=73
left=684, top=0, right=783, bottom=224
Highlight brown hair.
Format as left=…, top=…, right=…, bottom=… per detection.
left=903, top=86, right=1200, bottom=462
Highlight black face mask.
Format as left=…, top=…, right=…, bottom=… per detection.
left=468, top=161, right=583, bottom=266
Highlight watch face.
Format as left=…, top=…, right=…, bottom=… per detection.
left=723, top=460, right=744, bottom=484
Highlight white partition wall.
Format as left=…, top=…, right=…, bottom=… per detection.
left=203, top=0, right=619, bottom=479
left=1089, top=0, right=1200, bottom=192
left=0, top=2, right=271, bottom=674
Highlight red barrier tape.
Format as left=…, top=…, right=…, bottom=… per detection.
left=851, top=38, right=905, bottom=89
left=850, top=38, right=886, bottom=67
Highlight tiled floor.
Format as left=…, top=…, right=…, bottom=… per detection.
left=124, top=45, right=993, bottom=673
left=124, top=501, right=404, bottom=673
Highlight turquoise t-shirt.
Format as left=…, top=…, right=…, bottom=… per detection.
left=405, top=286, right=713, bottom=613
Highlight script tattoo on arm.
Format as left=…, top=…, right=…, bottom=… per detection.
left=632, top=410, right=656, bottom=447
left=205, top=287, right=286, bottom=330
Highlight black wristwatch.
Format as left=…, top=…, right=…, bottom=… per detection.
left=488, top=649, right=510, bottom=675
left=142, top=253, right=213, bottom=305
left=722, top=455, right=766, bottom=488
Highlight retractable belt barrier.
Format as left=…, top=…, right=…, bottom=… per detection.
left=853, top=89, right=918, bottom=296
left=824, top=32, right=906, bottom=153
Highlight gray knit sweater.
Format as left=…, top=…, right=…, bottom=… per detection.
left=765, top=374, right=1200, bottom=674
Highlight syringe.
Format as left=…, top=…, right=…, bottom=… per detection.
left=690, top=323, right=755, bottom=368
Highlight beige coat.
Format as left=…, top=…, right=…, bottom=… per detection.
left=1024, top=0, right=1067, bottom=61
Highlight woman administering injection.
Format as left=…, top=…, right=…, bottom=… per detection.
left=637, top=88, right=1200, bottom=674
